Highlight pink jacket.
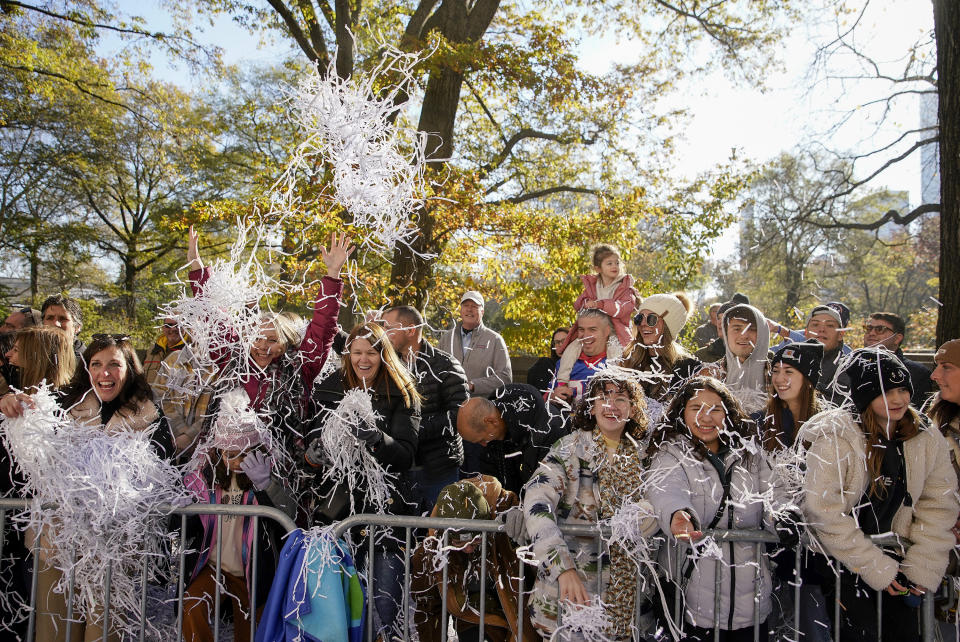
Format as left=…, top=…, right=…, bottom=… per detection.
left=561, top=273, right=637, bottom=351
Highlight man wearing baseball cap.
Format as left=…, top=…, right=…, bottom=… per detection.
left=769, top=301, right=853, bottom=398
left=440, top=290, right=512, bottom=399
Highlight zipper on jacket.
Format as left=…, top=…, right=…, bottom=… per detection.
left=727, top=505, right=736, bottom=631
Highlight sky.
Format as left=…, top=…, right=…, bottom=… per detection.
left=119, top=0, right=935, bottom=260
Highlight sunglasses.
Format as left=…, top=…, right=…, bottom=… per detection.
left=92, top=333, right=131, bottom=342
left=162, top=323, right=178, bottom=329
left=634, top=312, right=661, bottom=327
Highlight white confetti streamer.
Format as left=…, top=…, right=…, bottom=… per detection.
left=0, top=385, right=190, bottom=638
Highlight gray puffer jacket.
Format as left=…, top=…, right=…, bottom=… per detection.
left=647, top=439, right=780, bottom=631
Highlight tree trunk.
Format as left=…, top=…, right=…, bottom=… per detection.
left=388, top=65, right=464, bottom=307
left=387, top=0, right=501, bottom=307
left=122, top=252, right=137, bottom=319
left=29, top=246, right=39, bottom=305
left=935, top=0, right=960, bottom=344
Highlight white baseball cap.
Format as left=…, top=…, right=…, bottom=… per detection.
left=461, top=291, right=484, bottom=306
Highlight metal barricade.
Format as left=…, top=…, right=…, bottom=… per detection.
left=333, top=515, right=942, bottom=642
left=0, top=501, right=946, bottom=641
left=0, top=497, right=297, bottom=642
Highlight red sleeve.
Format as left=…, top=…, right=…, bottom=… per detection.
left=188, top=266, right=236, bottom=368
left=188, top=267, right=211, bottom=296
left=299, top=276, right=343, bottom=391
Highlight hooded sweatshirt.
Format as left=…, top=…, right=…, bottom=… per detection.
left=721, top=304, right=771, bottom=414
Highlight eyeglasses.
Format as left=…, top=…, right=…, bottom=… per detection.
left=863, top=324, right=895, bottom=336
left=634, top=312, right=660, bottom=327
left=92, top=333, right=131, bottom=342
left=162, top=323, right=178, bottom=329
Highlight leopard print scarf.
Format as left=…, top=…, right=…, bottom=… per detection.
left=594, top=429, right=647, bottom=640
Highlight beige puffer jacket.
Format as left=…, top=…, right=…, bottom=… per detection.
left=799, top=407, right=959, bottom=591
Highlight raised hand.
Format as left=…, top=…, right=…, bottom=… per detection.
left=321, top=231, right=355, bottom=278
left=187, top=225, right=203, bottom=271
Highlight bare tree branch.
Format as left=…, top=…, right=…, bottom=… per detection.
left=491, top=185, right=600, bottom=205
left=814, top=203, right=939, bottom=230
left=266, top=0, right=326, bottom=65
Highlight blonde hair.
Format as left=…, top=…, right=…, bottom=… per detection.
left=343, top=323, right=422, bottom=410
left=13, top=326, right=76, bottom=390
left=261, top=312, right=302, bottom=352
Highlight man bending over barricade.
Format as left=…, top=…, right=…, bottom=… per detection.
left=457, top=383, right=568, bottom=494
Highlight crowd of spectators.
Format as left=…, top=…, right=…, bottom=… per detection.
left=0, top=236, right=955, bottom=642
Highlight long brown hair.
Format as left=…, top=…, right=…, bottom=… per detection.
left=61, top=335, right=153, bottom=412
left=761, top=375, right=820, bottom=452
left=622, top=326, right=691, bottom=397
left=12, top=327, right=76, bottom=390
left=649, top=376, right=760, bottom=460
left=927, top=393, right=960, bottom=432
left=343, top=322, right=422, bottom=410
left=860, top=404, right=921, bottom=498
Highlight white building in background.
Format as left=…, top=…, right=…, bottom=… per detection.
left=920, top=92, right=940, bottom=206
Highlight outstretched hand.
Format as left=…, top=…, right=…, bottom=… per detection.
left=187, top=225, right=202, bottom=271
left=321, top=231, right=355, bottom=278
left=670, top=510, right=703, bottom=542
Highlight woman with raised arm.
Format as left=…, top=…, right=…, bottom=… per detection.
left=185, top=227, right=352, bottom=437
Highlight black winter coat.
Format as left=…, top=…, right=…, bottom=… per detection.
left=409, top=340, right=468, bottom=477
left=305, top=371, right=421, bottom=522
left=462, top=383, right=569, bottom=494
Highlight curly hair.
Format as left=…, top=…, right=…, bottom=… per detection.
left=648, top=376, right=759, bottom=460
left=570, top=370, right=648, bottom=440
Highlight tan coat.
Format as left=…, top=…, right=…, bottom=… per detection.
left=799, top=407, right=959, bottom=591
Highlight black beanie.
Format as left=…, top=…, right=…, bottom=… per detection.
left=843, top=348, right=914, bottom=413
left=771, top=340, right=824, bottom=387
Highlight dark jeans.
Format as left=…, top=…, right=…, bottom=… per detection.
left=682, top=620, right=769, bottom=642
left=357, top=549, right=406, bottom=637
left=823, top=567, right=920, bottom=640
left=408, top=467, right=460, bottom=515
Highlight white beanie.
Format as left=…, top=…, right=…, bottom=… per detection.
left=637, top=294, right=689, bottom=340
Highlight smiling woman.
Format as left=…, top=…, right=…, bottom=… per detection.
left=799, top=348, right=958, bottom=639
left=30, top=333, right=175, bottom=641
left=646, top=376, right=786, bottom=641
left=522, top=369, right=658, bottom=641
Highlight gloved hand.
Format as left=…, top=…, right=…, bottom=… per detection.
left=499, top=506, right=527, bottom=543
left=239, top=451, right=273, bottom=490
left=349, top=420, right=382, bottom=446
left=304, top=439, right=327, bottom=467
left=774, top=510, right=803, bottom=549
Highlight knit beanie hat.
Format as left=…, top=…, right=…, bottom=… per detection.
left=205, top=388, right=266, bottom=452
left=771, top=340, right=824, bottom=387
left=434, top=481, right=491, bottom=521
left=842, top=348, right=914, bottom=413
left=935, top=339, right=960, bottom=368
left=636, top=294, right=690, bottom=340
